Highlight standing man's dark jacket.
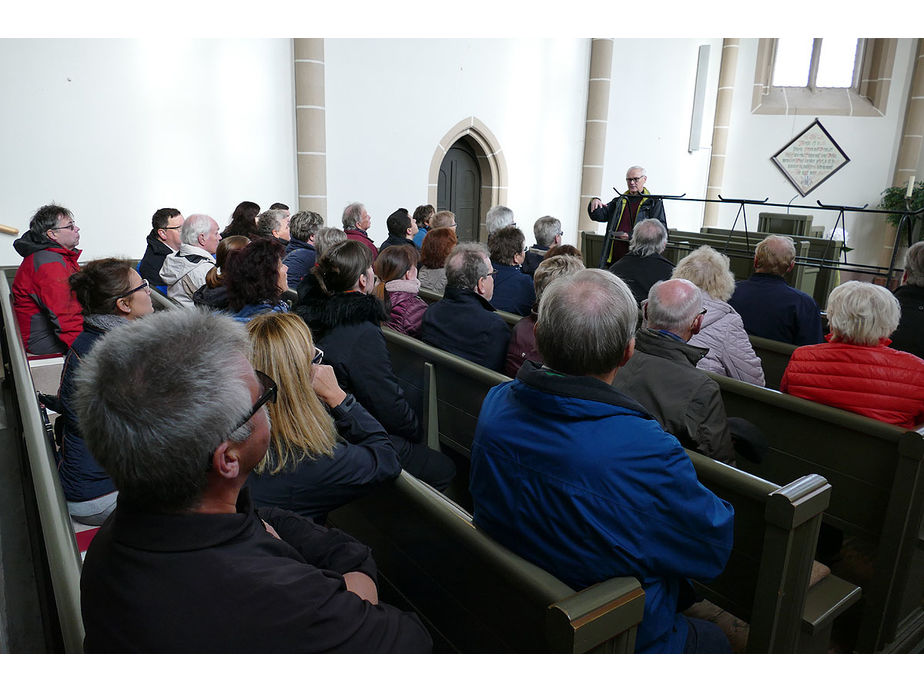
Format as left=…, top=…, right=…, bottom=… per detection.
left=613, top=329, right=735, bottom=464
left=891, top=283, right=924, bottom=359
left=420, top=286, right=511, bottom=372
left=137, top=232, right=173, bottom=289
left=80, top=490, right=432, bottom=653
left=588, top=191, right=666, bottom=267
left=609, top=252, right=675, bottom=304
left=728, top=272, right=823, bottom=346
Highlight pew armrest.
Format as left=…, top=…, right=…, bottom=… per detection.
left=546, top=576, right=645, bottom=653
left=799, top=574, right=862, bottom=653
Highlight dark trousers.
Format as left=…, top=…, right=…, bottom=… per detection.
left=682, top=616, right=732, bottom=654
left=390, top=434, right=456, bottom=491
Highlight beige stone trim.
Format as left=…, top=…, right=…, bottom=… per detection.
left=751, top=38, right=896, bottom=117
left=578, top=38, right=614, bottom=235
left=294, top=38, right=327, bottom=220
left=704, top=40, right=740, bottom=228
left=428, top=117, right=508, bottom=242
left=892, top=40, right=924, bottom=187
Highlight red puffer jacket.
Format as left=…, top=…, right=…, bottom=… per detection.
left=780, top=337, right=924, bottom=429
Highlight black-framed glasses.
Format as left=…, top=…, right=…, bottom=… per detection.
left=114, top=278, right=150, bottom=300
left=626, top=176, right=645, bottom=183
left=161, top=225, right=182, bottom=231
left=312, top=347, right=324, bottom=365
left=229, top=370, right=278, bottom=434
left=483, top=270, right=497, bottom=279
left=51, top=222, right=78, bottom=231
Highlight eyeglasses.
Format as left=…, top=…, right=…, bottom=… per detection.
left=626, top=176, right=645, bottom=183
left=482, top=270, right=497, bottom=279
left=229, top=370, right=278, bottom=434
left=114, top=278, right=150, bottom=300
left=51, top=222, right=78, bottom=231
left=161, top=225, right=182, bottom=231
left=311, top=347, right=324, bottom=365
left=697, top=308, right=707, bottom=316
left=522, top=247, right=529, bottom=253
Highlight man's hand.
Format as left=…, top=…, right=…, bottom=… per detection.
left=343, top=571, right=379, bottom=604
left=310, top=363, right=347, bottom=409
left=589, top=198, right=604, bottom=211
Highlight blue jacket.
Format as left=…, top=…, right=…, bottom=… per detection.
left=420, top=286, right=511, bottom=373
left=470, top=362, right=734, bottom=653
left=283, top=239, right=317, bottom=290
left=231, top=301, right=289, bottom=323
left=58, top=322, right=119, bottom=502
left=728, top=273, right=823, bottom=346
left=489, top=262, right=535, bottom=316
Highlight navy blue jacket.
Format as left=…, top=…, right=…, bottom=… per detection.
left=728, top=273, right=823, bottom=346
left=283, top=238, right=317, bottom=290
left=247, top=394, right=400, bottom=523
left=420, top=286, right=511, bottom=372
left=891, top=283, right=924, bottom=359
left=58, top=323, right=118, bottom=502
left=489, top=262, right=535, bottom=316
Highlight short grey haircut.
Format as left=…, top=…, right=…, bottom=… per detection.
left=827, top=281, right=901, bottom=346
left=644, top=279, right=703, bottom=335
left=533, top=216, right=562, bottom=247
left=256, top=209, right=287, bottom=237
left=445, top=242, right=491, bottom=291
left=71, top=309, right=255, bottom=513
left=180, top=214, right=214, bottom=247
left=486, top=205, right=514, bottom=236
left=628, top=219, right=668, bottom=257
left=342, top=202, right=366, bottom=230
left=290, top=210, right=324, bottom=242
left=533, top=255, right=584, bottom=303
left=671, top=245, right=736, bottom=302
left=315, top=226, right=348, bottom=260
left=627, top=166, right=647, bottom=177
left=536, top=269, right=637, bottom=376
left=904, top=241, right=924, bottom=287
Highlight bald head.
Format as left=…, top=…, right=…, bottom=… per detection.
left=644, top=278, right=703, bottom=340
left=754, top=235, right=795, bottom=276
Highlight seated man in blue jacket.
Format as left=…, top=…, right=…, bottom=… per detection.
left=470, top=269, right=735, bottom=654
left=420, top=243, right=511, bottom=372
left=73, top=308, right=431, bottom=653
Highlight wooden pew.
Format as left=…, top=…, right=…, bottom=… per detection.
left=329, top=471, right=646, bottom=653
left=0, top=272, right=84, bottom=652
left=380, top=328, right=858, bottom=652
left=748, top=335, right=796, bottom=390
left=708, top=370, right=924, bottom=652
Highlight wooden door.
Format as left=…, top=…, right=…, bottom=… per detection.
left=437, top=141, right=481, bottom=242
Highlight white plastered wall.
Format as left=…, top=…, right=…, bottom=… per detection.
left=322, top=38, right=591, bottom=248
left=0, top=38, right=297, bottom=267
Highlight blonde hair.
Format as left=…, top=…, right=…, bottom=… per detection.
left=533, top=255, right=584, bottom=302
left=246, top=312, right=338, bottom=473
left=671, top=245, right=736, bottom=302
left=827, top=281, right=900, bottom=346
left=754, top=235, right=795, bottom=276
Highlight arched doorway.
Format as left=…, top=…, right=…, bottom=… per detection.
left=438, top=139, right=481, bottom=243
left=429, top=117, right=508, bottom=243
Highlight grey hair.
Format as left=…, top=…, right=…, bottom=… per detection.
left=671, top=245, right=736, bottom=302
left=533, top=216, right=561, bottom=247
left=342, top=202, right=366, bottom=230
left=315, top=226, right=348, bottom=260
left=290, top=210, right=324, bottom=242
left=180, top=214, right=214, bottom=247
left=445, top=242, right=491, bottom=291
left=627, top=166, right=647, bottom=177
left=628, top=219, right=668, bottom=257
left=904, top=241, right=924, bottom=287
left=71, top=309, right=255, bottom=513
left=827, top=281, right=901, bottom=346
left=533, top=255, right=584, bottom=303
left=644, top=279, right=703, bottom=334
left=754, top=235, right=796, bottom=276
left=536, top=269, right=637, bottom=376
left=256, top=209, right=288, bottom=237
left=486, top=205, right=515, bottom=236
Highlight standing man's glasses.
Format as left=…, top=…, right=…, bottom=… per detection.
left=626, top=177, right=645, bottom=183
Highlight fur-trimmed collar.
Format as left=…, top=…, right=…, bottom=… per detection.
left=295, top=285, right=388, bottom=340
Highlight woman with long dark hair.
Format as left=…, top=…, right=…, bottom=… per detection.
left=224, top=238, right=289, bottom=322
left=193, top=235, right=250, bottom=310
left=296, top=240, right=456, bottom=491
left=59, top=258, right=154, bottom=524
left=221, top=200, right=260, bottom=239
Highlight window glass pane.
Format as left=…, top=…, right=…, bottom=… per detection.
left=816, top=37, right=859, bottom=88
left=772, top=38, right=814, bottom=87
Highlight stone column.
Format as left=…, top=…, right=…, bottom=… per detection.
left=578, top=38, right=614, bottom=236
left=703, top=39, right=740, bottom=229
left=294, top=38, right=328, bottom=222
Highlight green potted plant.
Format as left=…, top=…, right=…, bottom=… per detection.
left=880, top=179, right=924, bottom=245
